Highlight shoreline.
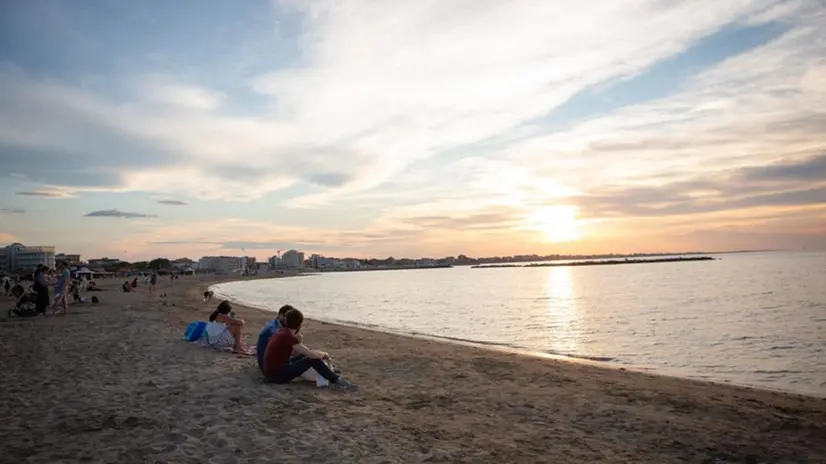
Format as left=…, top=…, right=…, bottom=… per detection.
left=3, top=274, right=825, bottom=463
left=472, top=256, right=715, bottom=269
left=211, top=278, right=825, bottom=400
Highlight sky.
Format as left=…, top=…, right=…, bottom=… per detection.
left=0, top=0, right=825, bottom=261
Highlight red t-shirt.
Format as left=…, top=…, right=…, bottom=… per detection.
left=262, top=327, right=299, bottom=378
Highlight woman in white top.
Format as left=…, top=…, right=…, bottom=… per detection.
left=205, top=300, right=248, bottom=353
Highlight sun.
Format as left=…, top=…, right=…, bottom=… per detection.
left=527, top=205, right=582, bottom=243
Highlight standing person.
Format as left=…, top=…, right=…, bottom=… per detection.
left=52, top=261, right=70, bottom=315
left=262, top=309, right=355, bottom=390
left=149, top=273, right=157, bottom=294
left=32, top=265, right=50, bottom=315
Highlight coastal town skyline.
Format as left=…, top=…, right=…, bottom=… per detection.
left=2, top=1, right=825, bottom=261
left=0, top=238, right=786, bottom=273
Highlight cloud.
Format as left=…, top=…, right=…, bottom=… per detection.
left=84, top=209, right=158, bottom=219
left=572, top=154, right=826, bottom=218
left=0, top=208, right=25, bottom=214
left=738, top=153, right=826, bottom=183
left=150, top=240, right=326, bottom=249
left=156, top=200, right=188, bottom=206
left=401, top=209, right=523, bottom=231
left=140, top=75, right=225, bottom=110
left=15, top=189, right=74, bottom=198
left=0, top=0, right=804, bottom=203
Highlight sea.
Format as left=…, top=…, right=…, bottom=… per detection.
left=212, top=251, right=826, bottom=398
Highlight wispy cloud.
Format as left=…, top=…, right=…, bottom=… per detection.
left=572, top=154, right=826, bottom=218
left=156, top=200, right=188, bottom=206
left=0, top=0, right=804, bottom=202
left=84, top=209, right=157, bottom=219
left=15, top=189, right=73, bottom=198
left=0, top=208, right=26, bottom=214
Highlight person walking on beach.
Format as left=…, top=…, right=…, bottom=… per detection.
left=149, top=273, right=157, bottom=294
left=262, top=309, right=355, bottom=390
left=52, top=261, right=70, bottom=315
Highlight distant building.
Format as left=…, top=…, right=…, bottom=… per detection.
left=199, top=256, right=244, bottom=273
left=55, top=253, right=81, bottom=264
left=309, top=254, right=359, bottom=270
left=281, top=250, right=305, bottom=269
left=0, top=243, right=56, bottom=271
left=87, top=257, right=123, bottom=268
left=171, top=258, right=197, bottom=270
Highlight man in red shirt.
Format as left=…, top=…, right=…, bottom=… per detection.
left=262, top=309, right=355, bottom=390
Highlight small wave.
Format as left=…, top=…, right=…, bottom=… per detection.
left=407, top=332, right=519, bottom=349
left=753, top=369, right=803, bottom=374
left=769, top=345, right=797, bottom=351
left=544, top=350, right=615, bottom=362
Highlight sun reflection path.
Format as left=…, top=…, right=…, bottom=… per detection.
left=545, top=266, right=581, bottom=355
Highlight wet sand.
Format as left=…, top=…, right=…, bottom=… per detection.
left=1, top=275, right=824, bottom=463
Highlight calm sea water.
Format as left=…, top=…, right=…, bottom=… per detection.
left=213, top=251, right=826, bottom=397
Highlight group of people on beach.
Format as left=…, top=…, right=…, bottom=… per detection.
left=204, top=299, right=356, bottom=390
left=5, top=262, right=107, bottom=316
left=123, top=272, right=178, bottom=295
left=34, top=261, right=71, bottom=314
left=7, top=261, right=75, bottom=315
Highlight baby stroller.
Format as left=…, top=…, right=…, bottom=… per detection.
left=8, top=290, right=39, bottom=318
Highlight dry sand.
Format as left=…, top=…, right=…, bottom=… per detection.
left=1, top=274, right=825, bottom=463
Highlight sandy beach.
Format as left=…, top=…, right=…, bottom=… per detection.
left=1, top=275, right=825, bottom=463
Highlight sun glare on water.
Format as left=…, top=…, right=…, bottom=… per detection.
left=528, top=205, right=582, bottom=243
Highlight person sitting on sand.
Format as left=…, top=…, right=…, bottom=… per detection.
left=204, top=300, right=250, bottom=354
left=262, top=309, right=355, bottom=390
left=122, top=281, right=134, bottom=293
left=256, top=304, right=301, bottom=372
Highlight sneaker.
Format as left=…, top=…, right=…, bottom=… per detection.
left=329, top=379, right=357, bottom=391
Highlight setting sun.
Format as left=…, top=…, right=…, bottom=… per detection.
left=527, top=206, right=583, bottom=243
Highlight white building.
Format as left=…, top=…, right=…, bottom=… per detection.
left=0, top=243, right=56, bottom=271
left=281, top=250, right=305, bottom=269
left=171, top=257, right=197, bottom=270
left=309, top=254, right=359, bottom=270
left=87, top=257, right=123, bottom=268
left=55, top=253, right=81, bottom=264
left=198, top=256, right=244, bottom=273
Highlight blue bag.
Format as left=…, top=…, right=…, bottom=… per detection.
left=184, top=321, right=207, bottom=341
